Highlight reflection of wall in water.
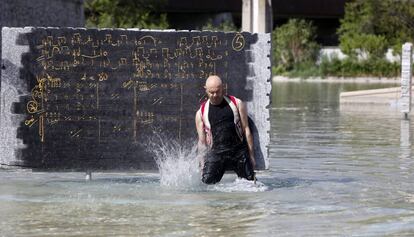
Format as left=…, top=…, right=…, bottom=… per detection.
left=400, top=119, right=411, bottom=160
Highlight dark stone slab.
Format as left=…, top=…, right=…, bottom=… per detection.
left=0, top=0, right=84, bottom=112
left=1, top=27, right=271, bottom=171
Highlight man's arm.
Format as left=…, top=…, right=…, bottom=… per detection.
left=195, top=110, right=207, bottom=167
left=237, top=99, right=256, bottom=169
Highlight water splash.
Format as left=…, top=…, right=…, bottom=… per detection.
left=151, top=139, right=202, bottom=189
left=209, top=178, right=268, bottom=192
left=149, top=136, right=268, bottom=192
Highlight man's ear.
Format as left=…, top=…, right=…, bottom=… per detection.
left=203, top=85, right=207, bottom=89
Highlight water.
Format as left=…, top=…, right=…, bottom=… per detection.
left=152, top=139, right=266, bottom=192
left=2, top=79, right=414, bottom=236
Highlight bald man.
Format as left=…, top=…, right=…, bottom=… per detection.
left=195, top=75, right=255, bottom=184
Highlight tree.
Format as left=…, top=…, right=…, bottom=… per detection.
left=272, top=19, right=320, bottom=72
left=84, top=0, right=169, bottom=29
left=338, top=0, right=414, bottom=59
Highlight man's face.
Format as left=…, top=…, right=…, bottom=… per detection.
left=206, top=84, right=223, bottom=105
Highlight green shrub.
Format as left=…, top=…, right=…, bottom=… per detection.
left=286, top=61, right=321, bottom=78
left=274, top=0, right=412, bottom=78
left=84, top=0, right=169, bottom=29
left=201, top=19, right=239, bottom=32
left=272, top=19, right=320, bottom=73
left=338, top=0, right=414, bottom=59
left=340, top=34, right=388, bottom=60
left=318, top=57, right=400, bottom=78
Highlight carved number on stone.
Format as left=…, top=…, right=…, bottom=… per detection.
left=232, top=33, right=245, bottom=51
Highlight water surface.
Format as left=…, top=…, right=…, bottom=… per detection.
left=2, top=79, right=414, bottom=236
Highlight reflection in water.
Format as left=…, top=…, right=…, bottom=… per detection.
left=271, top=80, right=414, bottom=236
left=400, top=119, right=411, bottom=160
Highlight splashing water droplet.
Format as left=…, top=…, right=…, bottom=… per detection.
left=148, top=134, right=268, bottom=192
left=150, top=138, right=202, bottom=190
left=210, top=178, right=268, bottom=192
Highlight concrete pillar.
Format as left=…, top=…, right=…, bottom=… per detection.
left=265, top=0, right=273, bottom=32
left=401, top=42, right=413, bottom=118
left=242, top=0, right=252, bottom=32
left=242, top=0, right=273, bottom=33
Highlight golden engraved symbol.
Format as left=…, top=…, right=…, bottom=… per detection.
left=137, top=111, right=154, bottom=125
left=113, top=124, right=122, bottom=132
left=98, top=72, right=109, bottom=81
left=119, top=58, right=128, bottom=66
left=104, top=34, right=112, bottom=44
left=39, top=115, right=44, bottom=142
left=46, top=112, right=60, bottom=125
left=206, top=49, right=223, bottom=61
left=111, top=93, right=120, bottom=100
left=46, top=74, right=61, bottom=88
left=192, top=36, right=201, bottom=46
left=71, top=33, right=82, bottom=45
left=26, top=75, right=46, bottom=114
left=61, top=46, right=70, bottom=55
left=120, top=35, right=128, bottom=45
left=25, top=74, right=48, bottom=142
left=137, top=35, right=158, bottom=46
left=57, top=37, right=67, bottom=45
left=25, top=116, right=37, bottom=127
left=27, top=101, right=39, bottom=114
left=138, top=81, right=151, bottom=92
left=232, top=33, right=245, bottom=51
left=81, top=73, right=87, bottom=81
left=24, top=72, right=63, bottom=142
left=72, top=47, right=81, bottom=57
left=122, top=79, right=135, bottom=90
left=179, top=37, right=188, bottom=47
left=70, top=129, right=83, bottom=138
left=152, top=97, right=164, bottom=105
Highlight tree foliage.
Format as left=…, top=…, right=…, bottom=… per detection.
left=338, top=0, right=414, bottom=59
left=272, top=19, right=320, bottom=73
left=201, top=19, right=238, bottom=32
left=84, top=0, right=169, bottom=29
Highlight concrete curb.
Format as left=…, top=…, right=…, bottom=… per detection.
left=339, top=87, right=414, bottom=105
left=273, top=76, right=400, bottom=84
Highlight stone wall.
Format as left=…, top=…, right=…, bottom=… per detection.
left=1, top=27, right=271, bottom=171
left=0, top=0, right=84, bottom=95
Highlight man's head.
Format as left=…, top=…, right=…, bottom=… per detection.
left=205, top=75, right=224, bottom=105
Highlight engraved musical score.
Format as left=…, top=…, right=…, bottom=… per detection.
left=17, top=28, right=257, bottom=170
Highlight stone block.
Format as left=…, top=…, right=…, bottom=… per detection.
left=1, top=27, right=271, bottom=170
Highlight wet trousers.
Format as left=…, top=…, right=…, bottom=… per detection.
left=201, top=148, right=255, bottom=184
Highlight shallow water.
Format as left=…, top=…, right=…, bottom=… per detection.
left=2, top=79, right=414, bottom=236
